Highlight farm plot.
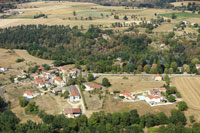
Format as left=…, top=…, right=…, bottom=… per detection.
left=172, top=77, right=200, bottom=111
left=94, top=76, right=165, bottom=92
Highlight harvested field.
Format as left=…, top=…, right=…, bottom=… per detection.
left=94, top=76, right=165, bottom=92
left=172, top=77, right=200, bottom=122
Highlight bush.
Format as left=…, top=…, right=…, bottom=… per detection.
left=167, top=95, right=176, bottom=102
left=19, top=98, right=28, bottom=107
left=87, top=73, right=94, bottom=81
left=16, top=58, right=25, bottom=63
left=178, top=101, right=188, bottom=111
left=102, top=78, right=111, bottom=87
left=25, top=102, right=39, bottom=114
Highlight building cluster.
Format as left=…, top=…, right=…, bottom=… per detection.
left=119, top=87, right=175, bottom=106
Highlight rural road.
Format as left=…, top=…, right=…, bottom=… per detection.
left=91, top=73, right=200, bottom=78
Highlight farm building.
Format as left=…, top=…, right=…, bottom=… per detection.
left=84, top=84, right=102, bottom=91
left=63, top=108, right=82, bottom=118
left=69, top=85, right=81, bottom=102
left=23, top=91, right=34, bottom=99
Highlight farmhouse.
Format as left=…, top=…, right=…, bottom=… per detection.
left=69, top=85, right=81, bottom=102
left=23, top=91, right=34, bottom=99
left=120, top=91, right=134, bottom=100
left=145, top=95, right=161, bottom=105
left=154, top=74, right=162, bottom=81
left=63, top=108, right=82, bottom=118
left=85, top=84, right=102, bottom=91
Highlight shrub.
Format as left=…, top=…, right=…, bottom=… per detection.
left=19, top=98, right=28, bottom=107
left=178, top=101, right=188, bottom=111
left=102, top=78, right=111, bottom=87
left=167, top=95, right=176, bottom=102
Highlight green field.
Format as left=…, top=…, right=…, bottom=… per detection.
left=159, top=12, right=200, bottom=19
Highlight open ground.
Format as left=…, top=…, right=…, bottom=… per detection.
left=172, top=77, right=200, bottom=122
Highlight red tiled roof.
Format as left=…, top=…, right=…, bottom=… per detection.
left=120, top=91, right=132, bottom=98
left=35, top=77, right=43, bottom=83
left=24, top=91, right=32, bottom=96
left=148, top=95, right=160, bottom=99
left=159, top=88, right=166, bottom=91
left=69, top=86, right=80, bottom=97
left=55, top=77, right=62, bottom=82
left=60, top=66, right=67, bottom=71
left=64, top=108, right=81, bottom=114
left=90, top=85, right=101, bottom=89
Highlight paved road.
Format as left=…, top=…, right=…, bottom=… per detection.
left=0, top=86, right=6, bottom=103
left=91, top=73, right=200, bottom=78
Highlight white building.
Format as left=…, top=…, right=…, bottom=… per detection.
left=154, top=74, right=162, bottom=81
left=0, top=68, right=8, bottom=72
left=145, top=95, right=161, bottom=105
left=54, top=77, right=65, bottom=87
left=23, top=91, right=34, bottom=99
left=69, top=85, right=81, bottom=102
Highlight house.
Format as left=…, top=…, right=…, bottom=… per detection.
left=0, top=67, right=8, bottom=72
left=51, top=87, right=62, bottom=94
left=148, top=89, right=160, bottom=96
left=196, top=64, right=200, bottom=70
left=154, top=74, right=162, bottom=81
left=23, top=91, right=34, bottom=99
left=68, top=68, right=81, bottom=78
left=120, top=91, right=134, bottom=100
left=182, top=21, right=189, bottom=25
left=159, top=88, right=166, bottom=93
left=54, top=77, right=65, bottom=87
left=145, top=95, right=161, bottom=105
left=60, top=66, right=68, bottom=74
left=90, top=85, right=102, bottom=90
left=69, top=85, right=81, bottom=102
left=63, top=108, right=82, bottom=118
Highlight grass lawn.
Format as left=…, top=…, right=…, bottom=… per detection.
left=159, top=12, right=200, bottom=19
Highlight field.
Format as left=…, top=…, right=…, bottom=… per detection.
left=103, top=96, right=176, bottom=116
left=94, top=76, right=165, bottom=92
left=159, top=12, right=200, bottom=19
left=172, top=77, right=200, bottom=122
left=0, top=1, right=184, bottom=29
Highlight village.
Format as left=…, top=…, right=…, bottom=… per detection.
left=9, top=63, right=185, bottom=118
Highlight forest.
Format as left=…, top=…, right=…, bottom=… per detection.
left=0, top=24, right=199, bottom=74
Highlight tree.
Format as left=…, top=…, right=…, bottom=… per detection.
left=19, top=98, right=28, bottom=107
left=114, top=15, right=119, bottom=19
left=189, top=115, right=195, bottom=123
left=73, top=10, right=76, bottom=16
left=102, top=78, right=111, bottom=87
left=172, top=13, right=177, bottom=19
left=164, top=75, right=170, bottom=85
left=63, top=91, right=69, bottom=99
left=25, top=102, right=39, bottom=114
left=0, top=96, right=5, bottom=109
left=157, top=112, right=169, bottom=124
left=167, top=95, right=176, bottom=102
left=178, top=101, right=188, bottom=111
left=87, top=73, right=94, bottom=81
left=123, top=15, right=128, bottom=20
left=169, top=109, right=186, bottom=125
